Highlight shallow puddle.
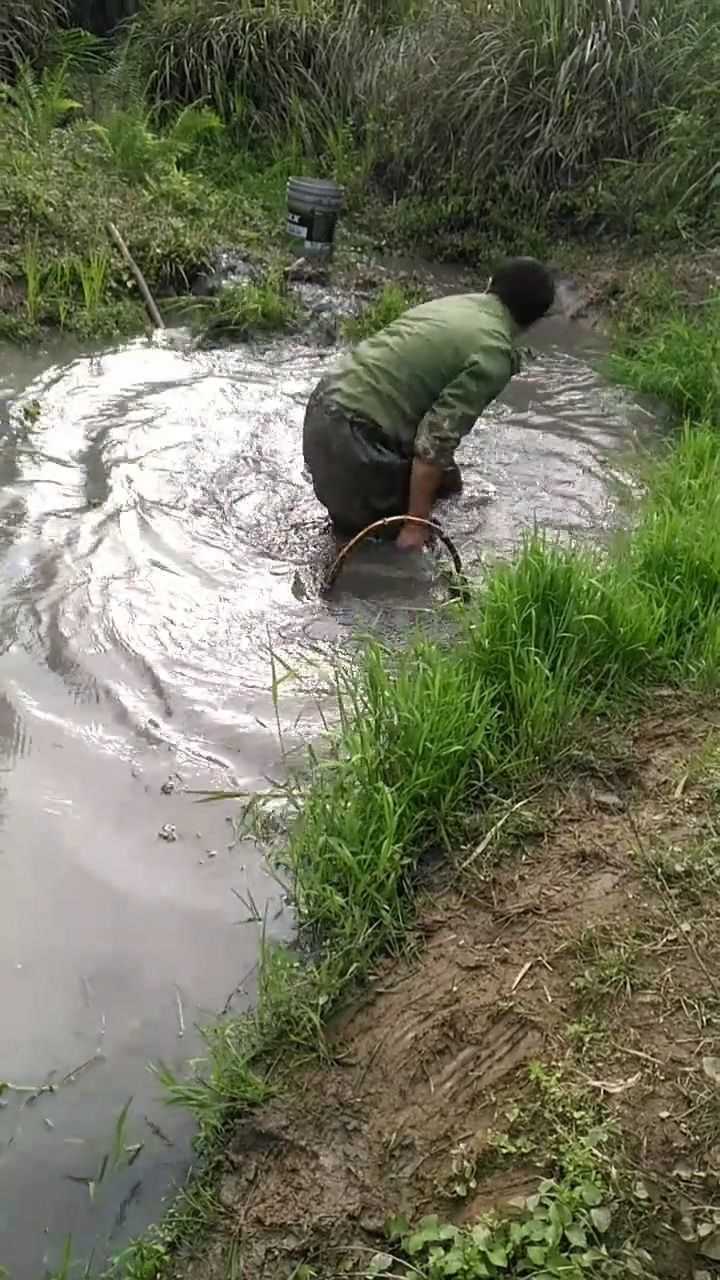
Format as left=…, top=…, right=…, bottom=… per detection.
left=0, top=304, right=655, bottom=1275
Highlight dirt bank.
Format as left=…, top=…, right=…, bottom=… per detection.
left=176, top=695, right=720, bottom=1279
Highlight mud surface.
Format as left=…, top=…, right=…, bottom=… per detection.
left=0, top=293, right=656, bottom=1275
left=179, top=699, right=720, bottom=1280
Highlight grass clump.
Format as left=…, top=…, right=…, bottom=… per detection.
left=572, top=930, right=642, bottom=1008
left=289, top=639, right=500, bottom=951
left=640, top=835, right=720, bottom=905
left=89, top=100, right=224, bottom=186
left=342, top=281, right=429, bottom=341
left=198, top=271, right=297, bottom=342
left=7, top=234, right=145, bottom=339
left=610, top=295, right=720, bottom=422
left=627, top=430, right=720, bottom=679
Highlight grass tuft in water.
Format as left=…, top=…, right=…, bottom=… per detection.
left=198, top=272, right=297, bottom=343
left=342, top=282, right=429, bottom=342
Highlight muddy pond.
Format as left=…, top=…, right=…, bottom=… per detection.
left=0, top=282, right=656, bottom=1277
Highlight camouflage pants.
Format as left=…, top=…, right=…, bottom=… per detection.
left=303, top=381, right=461, bottom=537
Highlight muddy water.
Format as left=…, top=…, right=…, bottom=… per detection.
left=0, top=306, right=655, bottom=1277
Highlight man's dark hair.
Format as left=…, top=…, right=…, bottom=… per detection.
left=489, top=257, right=555, bottom=329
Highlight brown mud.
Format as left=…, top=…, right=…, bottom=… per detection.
left=178, top=695, right=720, bottom=1280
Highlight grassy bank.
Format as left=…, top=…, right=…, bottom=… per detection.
left=161, top=697, right=720, bottom=1279
left=79, top=278, right=720, bottom=1280
left=1, top=0, right=720, bottom=341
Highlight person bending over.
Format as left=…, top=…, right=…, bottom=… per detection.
left=303, top=256, right=555, bottom=550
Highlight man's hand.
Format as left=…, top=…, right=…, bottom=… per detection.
left=396, top=521, right=429, bottom=551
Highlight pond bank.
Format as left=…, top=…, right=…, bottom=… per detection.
left=173, top=694, right=720, bottom=1280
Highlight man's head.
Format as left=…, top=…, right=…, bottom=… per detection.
left=489, top=257, right=555, bottom=330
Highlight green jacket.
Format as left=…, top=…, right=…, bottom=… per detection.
left=324, top=292, right=519, bottom=467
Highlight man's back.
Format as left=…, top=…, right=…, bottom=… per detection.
left=302, top=257, right=555, bottom=543
left=324, top=292, right=516, bottom=455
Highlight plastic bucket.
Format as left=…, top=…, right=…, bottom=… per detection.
left=287, top=177, right=344, bottom=258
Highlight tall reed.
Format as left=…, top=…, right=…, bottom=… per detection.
left=0, top=0, right=68, bottom=78
left=123, top=0, right=719, bottom=227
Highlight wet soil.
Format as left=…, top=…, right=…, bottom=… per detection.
left=176, top=697, right=720, bottom=1280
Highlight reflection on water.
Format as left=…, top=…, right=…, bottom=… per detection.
left=0, top=309, right=654, bottom=1276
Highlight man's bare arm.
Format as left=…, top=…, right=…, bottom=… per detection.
left=395, top=457, right=444, bottom=549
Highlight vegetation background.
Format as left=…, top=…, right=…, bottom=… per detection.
left=1, top=0, right=719, bottom=339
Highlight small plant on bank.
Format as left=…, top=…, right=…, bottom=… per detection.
left=386, top=1065, right=653, bottom=1278
left=107, top=1240, right=170, bottom=1280
left=387, top=1177, right=634, bottom=1280
left=91, top=102, right=224, bottom=186
left=566, top=1015, right=608, bottom=1058
left=572, top=931, right=641, bottom=1008
left=74, top=249, right=110, bottom=314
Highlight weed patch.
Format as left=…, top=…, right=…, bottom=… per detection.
left=388, top=1176, right=620, bottom=1279
left=572, top=930, right=643, bottom=1009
